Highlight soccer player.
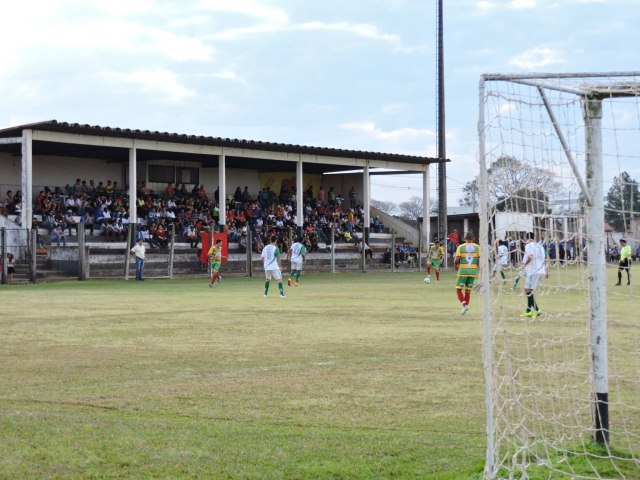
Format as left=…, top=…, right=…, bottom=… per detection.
left=519, top=232, right=550, bottom=317
left=287, top=237, right=307, bottom=287
left=454, top=231, right=480, bottom=315
left=616, top=238, right=632, bottom=286
left=207, top=238, right=226, bottom=287
left=492, top=239, right=509, bottom=281
left=426, top=239, right=445, bottom=283
left=261, top=235, right=285, bottom=298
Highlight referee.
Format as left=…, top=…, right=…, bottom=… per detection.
left=615, top=238, right=632, bottom=286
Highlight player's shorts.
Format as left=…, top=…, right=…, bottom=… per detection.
left=264, top=269, right=282, bottom=281
left=493, top=261, right=508, bottom=272
left=291, top=261, right=303, bottom=271
left=456, top=275, right=476, bottom=289
left=619, top=259, right=630, bottom=269
left=428, top=259, right=441, bottom=268
left=524, top=274, right=544, bottom=290
left=210, top=262, right=221, bottom=271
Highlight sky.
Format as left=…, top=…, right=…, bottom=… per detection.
left=1, top=0, right=639, bottom=206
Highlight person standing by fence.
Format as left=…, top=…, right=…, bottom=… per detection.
left=130, top=238, right=146, bottom=281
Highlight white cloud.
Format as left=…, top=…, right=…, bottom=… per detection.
left=476, top=1, right=498, bottom=11
left=199, top=0, right=289, bottom=40
left=510, top=0, right=537, bottom=7
left=100, top=69, right=196, bottom=104
left=508, top=47, right=565, bottom=69
left=293, top=22, right=401, bottom=45
left=341, top=121, right=435, bottom=141
left=212, top=71, right=248, bottom=84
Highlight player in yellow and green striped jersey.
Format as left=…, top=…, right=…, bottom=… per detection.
left=454, top=231, right=480, bottom=315
left=426, top=240, right=445, bottom=282
left=208, top=239, right=226, bottom=287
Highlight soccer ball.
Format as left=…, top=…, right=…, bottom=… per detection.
left=424, top=277, right=431, bottom=284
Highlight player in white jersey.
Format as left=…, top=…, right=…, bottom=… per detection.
left=261, top=235, right=285, bottom=298
left=287, top=237, right=307, bottom=287
left=519, top=232, right=550, bottom=317
left=492, top=240, right=510, bottom=281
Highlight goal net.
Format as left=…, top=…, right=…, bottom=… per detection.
left=478, top=72, right=640, bottom=479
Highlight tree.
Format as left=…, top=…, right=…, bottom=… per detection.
left=398, top=196, right=423, bottom=220
left=371, top=199, right=397, bottom=215
left=459, top=155, right=560, bottom=213
left=605, top=171, right=640, bottom=232
left=459, top=180, right=479, bottom=209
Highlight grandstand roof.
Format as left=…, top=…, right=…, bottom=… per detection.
left=0, top=120, right=443, bottom=174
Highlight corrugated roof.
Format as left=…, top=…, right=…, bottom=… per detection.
left=0, top=120, right=442, bottom=165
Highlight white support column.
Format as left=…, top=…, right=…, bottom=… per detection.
left=296, top=158, right=303, bottom=236
left=21, top=129, right=33, bottom=230
left=219, top=152, right=226, bottom=231
left=422, top=166, right=430, bottom=250
left=463, top=217, right=469, bottom=236
left=128, top=146, right=137, bottom=236
left=363, top=163, right=370, bottom=237
left=584, top=96, right=609, bottom=445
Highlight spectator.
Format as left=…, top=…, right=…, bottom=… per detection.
left=349, top=187, right=357, bottom=209
left=234, top=186, right=242, bottom=203
left=5, top=253, right=16, bottom=283
left=358, top=238, right=373, bottom=259
left=447, top=229, right=459, bottom=257
left=50, top=224, right=67, bottom=247
left=241, top=186, right=251, bottom=204
left=64, top=210, right=78, bottom=235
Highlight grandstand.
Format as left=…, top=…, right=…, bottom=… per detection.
left=1, top=120, right=445, bottom=282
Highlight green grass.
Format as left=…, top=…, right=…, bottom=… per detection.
left=0, top=270, right=637, bottom=479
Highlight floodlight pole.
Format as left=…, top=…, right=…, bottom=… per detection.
left=436, top=0, right=448, bottom=243
left=584, top=96, right=609, bottom=445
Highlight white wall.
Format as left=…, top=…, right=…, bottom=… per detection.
left=1, top=152, right=124, bottom=199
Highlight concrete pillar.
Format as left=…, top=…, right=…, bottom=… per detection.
left=21, top=129, right=33, bottom=230
left=219, top=153, right=226, bottom=232
left=296, top=158, right=303, bottom=239
left=128, top=146, right=137, bottom=242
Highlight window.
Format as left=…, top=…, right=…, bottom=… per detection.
left=149, top=165, right=175, bottom=183
left=177, top=167, right=199, bottom=185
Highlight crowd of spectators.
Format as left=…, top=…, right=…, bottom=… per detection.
left=18, top=178, right=386, bottom=253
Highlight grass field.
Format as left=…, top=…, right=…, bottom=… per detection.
left=0, top=269, right=637, bottom=479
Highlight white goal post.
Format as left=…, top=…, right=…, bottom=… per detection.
left=478, top=72, right=640, bottom=479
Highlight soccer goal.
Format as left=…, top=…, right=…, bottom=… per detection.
left=478, top=72, right=640, bottom=479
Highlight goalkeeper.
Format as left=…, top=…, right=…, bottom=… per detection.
left=615, top=238, right=632, bottom=286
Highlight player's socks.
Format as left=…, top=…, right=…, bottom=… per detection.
left=456, top=288, right=465, bottom=303
left=436, top=270, right=440, bottom=281
left=464, top=289, right=471, bottom=305
left=287, top=278, right=292, bottom=286
left=426, top=265, right=431, bottom=275
left=527, top=293, right=535, bottom=311
left=296, top=272, right=300, bottom=283
left=513, top=276, right=520, bottom=289
left=264, top=281, right=270, bottom=295
left=501, top=271, right=505, bottom=280
left=278, top=282, right=284, bottom=296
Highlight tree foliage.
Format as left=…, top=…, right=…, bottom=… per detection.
left=397, top=196, right=423, bottom=220
left=459, top=155, right=560, bottom=213
left=605, top=171, right=640, bottom=232
left=371, top=199, right=397, bottom=215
